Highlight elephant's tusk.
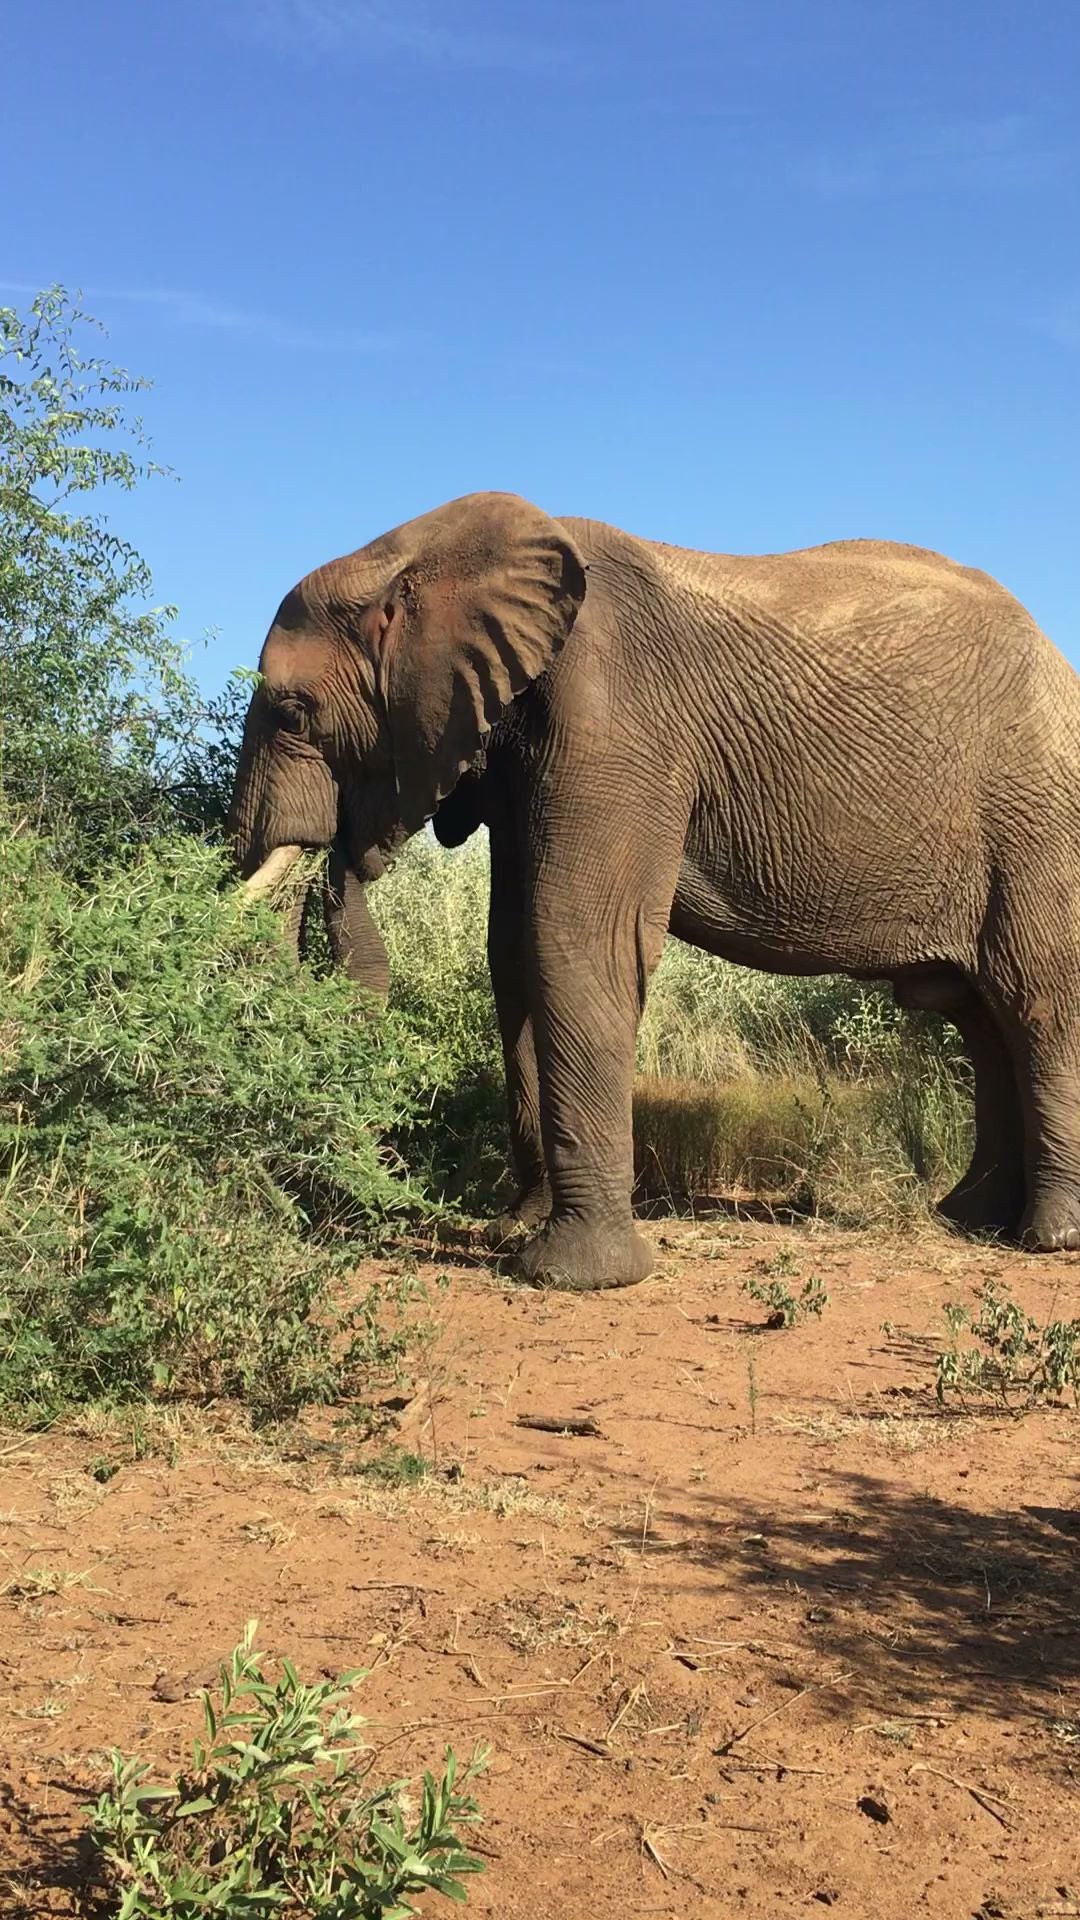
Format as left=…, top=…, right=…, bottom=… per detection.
left=240, top=844, right=305, bottom=899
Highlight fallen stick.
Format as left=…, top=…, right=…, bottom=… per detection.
left=348, top=1581, right=433, bottom=1593
left=727, top=1758, right=831, bottom=1777
left=553, top=1729, right=613, bottom=1759
left=714, top=1671, right=851, bottom=1756
left=908, top=1762, right=1013, bottom=1829
left=515, top=1413, right=604, bottom=1437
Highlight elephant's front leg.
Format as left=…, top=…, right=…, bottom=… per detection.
left=515, top=869, right=675, bottom=1292
left=483, top=894, right=551, bottom=1247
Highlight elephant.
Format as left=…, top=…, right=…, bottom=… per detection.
left=229, top=490, right=1080, bottom=1289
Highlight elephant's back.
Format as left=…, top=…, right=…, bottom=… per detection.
left=561, top=516, right=1055, bottom=673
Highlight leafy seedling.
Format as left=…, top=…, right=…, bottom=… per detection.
left=87, top=1619, right=489, bottom=1918
left=936, top=1278, right=1080, bottom=1410
left=745, top=1273, right=830, bottom=1329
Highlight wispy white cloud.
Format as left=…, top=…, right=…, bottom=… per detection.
left=0, top=280, right=423, bottom=353
left=232, top=0, right=563, bottom=72
left=102, top=287, right=424, bottom=353
left=793, top=114, right=1069, bottom=199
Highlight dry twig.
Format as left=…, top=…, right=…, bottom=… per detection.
left=908, top=1761, right=1013, bottom=1829
left=553, top=1728, right=613, bottom=1759
left=715, top=1671, right=851, bottom=1755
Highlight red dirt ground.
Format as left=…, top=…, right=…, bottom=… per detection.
left=1, top=1216, right=1078, bottom=1918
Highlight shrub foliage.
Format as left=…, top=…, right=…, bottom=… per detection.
left=0, top=829, right=435, bottom=1421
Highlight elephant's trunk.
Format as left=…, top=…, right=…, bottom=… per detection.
left=236, top=844, right=389, bottom=998
left=324, top=847, right=391, bottom=999
left=227, top=697, right=390, bottom=998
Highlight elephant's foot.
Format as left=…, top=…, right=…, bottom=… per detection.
left=1020, top=1189, right=1080, bottom=1252
left=513, top=1216, right=656, bottom=1292
left=936, top=1164, right=1025, bottom=1241
left=483, top=1182, right=551, bottom=1251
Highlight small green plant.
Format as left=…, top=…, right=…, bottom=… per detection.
left=351, top=1447, right=430, bottom=1488
left=86, top=1456, right=120, bottom=1484
left=761, top=1244, right=799, bottom=1278
left=87, top=1621, right=489, bottom=1918
left=867, top=1720, right=915, bottom=1746
left=935, top=1278, right=1080, bottom=1409
left=745, top=1273, right=830, bottom=1329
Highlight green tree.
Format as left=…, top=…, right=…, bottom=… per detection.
left=0, top=289, right=440, bottom=1425
left=0, top=284, right=236, bottom=863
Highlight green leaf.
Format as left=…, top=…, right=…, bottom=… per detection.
left=173, top=1794, right=217, bottom=1817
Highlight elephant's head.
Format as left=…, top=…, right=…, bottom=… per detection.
left=229, top=492, right=587, bottom=994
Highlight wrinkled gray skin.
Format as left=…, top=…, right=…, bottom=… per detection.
left=229, top=491, right=1080, bottom=1289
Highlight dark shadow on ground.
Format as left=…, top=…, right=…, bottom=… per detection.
left=610, top=1467, right=1080, bottom=1723
left=0, top=1776, right=103, bottom=1918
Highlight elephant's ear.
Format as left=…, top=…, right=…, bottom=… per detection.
left=380, top=495, right=586, bottom=832
left=432, top=767, right=488, bottom=848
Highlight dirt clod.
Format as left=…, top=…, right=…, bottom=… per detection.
left=857, top=1794, right=891, bottom=1824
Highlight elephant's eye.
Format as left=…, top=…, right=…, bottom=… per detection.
left=277, top=698, right=310, bottom=737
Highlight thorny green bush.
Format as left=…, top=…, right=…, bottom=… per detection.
left=87, top=1621, right=489, bottom=1919
left=0, top=828, right=436, bottom=1423
left=370, top=834, right=507, bottom=1209
left=935, top=1277, right=1080, bottom=1410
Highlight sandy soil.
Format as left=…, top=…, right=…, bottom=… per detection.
left=1, top=1216, right=1078, bottom=1918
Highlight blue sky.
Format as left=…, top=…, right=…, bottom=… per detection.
left=5, top=0, right=1079, bottom=691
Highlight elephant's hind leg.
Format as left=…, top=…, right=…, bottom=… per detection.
left=1006, top=1009, right=1080, bottom=1252
left=902, top=977, right=1027, bottom=1239
left=980, top=909, right=1080, bottom=1250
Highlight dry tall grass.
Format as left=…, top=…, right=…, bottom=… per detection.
left=373, top=833, right=973, bottom=1226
